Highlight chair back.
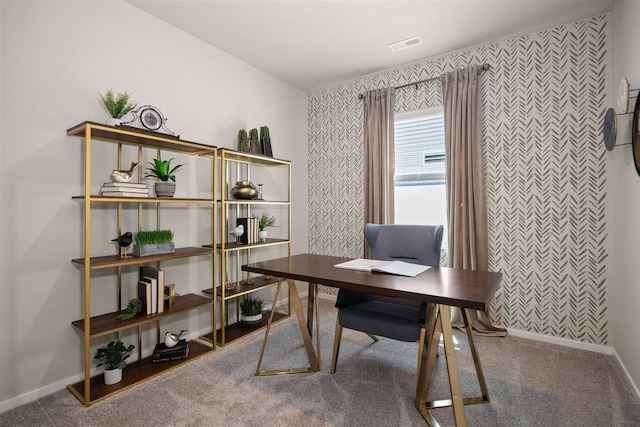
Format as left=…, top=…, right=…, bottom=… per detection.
left=364, top=223, right=443, bottom=267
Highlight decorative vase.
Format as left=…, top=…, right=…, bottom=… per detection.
left=155, top=181, right=176, bottom=197
left=258, top=230, right=267, bottom=242
left=104, top=368, right=122, bottom=385
left=241, top=313, right=263, bottom=328
left=106, top=118, right=122, bottom=127
left=230, top=181, right=257, bottom=200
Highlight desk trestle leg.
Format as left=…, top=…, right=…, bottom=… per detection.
left=416, top=305, right=491, bottom=427
left=255, top=279, right=321, bottom=376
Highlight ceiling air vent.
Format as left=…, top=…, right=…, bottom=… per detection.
left=388, top=36, right=423, bottom=52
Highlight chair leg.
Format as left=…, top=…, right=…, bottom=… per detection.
left=366, top=333, right=379, bottom=342
left=331, top=318, right=343, bottom=374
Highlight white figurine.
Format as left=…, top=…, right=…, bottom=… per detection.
left=164, top=329, right=188, bottom=348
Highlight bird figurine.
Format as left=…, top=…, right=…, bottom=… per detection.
left=164, top=329, right=188, bottom=348
left=111, top=231, right=133, bottom=258
left=229, top=224, right=244, bottom=243
left=110, top=161, right=139, bottom=183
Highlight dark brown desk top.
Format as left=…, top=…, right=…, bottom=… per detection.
left=242, top=253, right=502, bottom=311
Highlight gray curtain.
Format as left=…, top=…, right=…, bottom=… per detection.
left=363, top=88, right=395, bottom=228
left=441, top=65, right=506, bottom=337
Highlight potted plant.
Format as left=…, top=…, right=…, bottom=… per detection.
left=239, top=295, right=265, bottom=327
left=99, top=89, right=137, bottom=127
left=257, top=213, right=276, bottom=242
left=133, top=229, right=175, bottom=257
left=93, top=340, right=135, bottom=385
left=237, top=129, right=249, bottom=152
left=144, top=158, right=184, bottom=197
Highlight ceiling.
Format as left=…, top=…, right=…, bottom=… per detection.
left=127, top=0, right=613, bottom=92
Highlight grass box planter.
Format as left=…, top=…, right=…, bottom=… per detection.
left=133, top=242, right=175, bottom=257
left=133, top=229, right=175, bottom=256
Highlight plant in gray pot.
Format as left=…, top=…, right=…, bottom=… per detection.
left=239, top=295, right=265, bottom=327
left=93, top=340, right=135, bottom=385
left=144, top=158, right=184, bottom=197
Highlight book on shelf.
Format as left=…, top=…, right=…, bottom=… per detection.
left=152, top=340, right=189, bottom=362
left=101, top=187, right=149, bottom=194
left=141, top=276, right=158, bottom=314
left=153, top=339, right=187, bottom=355
left=140, top=266, right=165, bottom=313
left=99, top=190, right=149, bottom=197
left=102, top=182, right=147, bottom=188
left=137, top=280, right=152, bottom=314
left=333, top=258, right=431, bottom=277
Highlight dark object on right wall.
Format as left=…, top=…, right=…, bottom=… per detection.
left=632, top=93, right=640, bottom=175
left=260, top=125, right=273, bottom=157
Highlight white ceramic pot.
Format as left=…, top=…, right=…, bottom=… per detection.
left=104, top=368, right=122, bottom=385
left=241, top=313, right=263, bottom=327
left=258, top=230, right=267, bottom=242
left=106, top=118, right=122, bottom=127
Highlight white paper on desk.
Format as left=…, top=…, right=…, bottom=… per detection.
left=334, top=259, right=431, bottom=277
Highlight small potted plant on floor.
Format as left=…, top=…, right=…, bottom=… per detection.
left=258, top=213, right=276, bottom=242
left=144, top=158, right=184, bottom=197
left=133, top=229, right=175, bottom=257
left=239, top=295, right=265, bottom=327
left=94, top=340, right=135, bottom=385
left=99, top=89, right=137, bottom=127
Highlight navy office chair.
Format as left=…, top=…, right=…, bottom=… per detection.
left=330, top=223, right=444, bottom=376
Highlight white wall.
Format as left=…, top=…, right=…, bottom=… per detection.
left=610, top=0, right=640, bottom=394
left=0, top=0, right=307, bottom=409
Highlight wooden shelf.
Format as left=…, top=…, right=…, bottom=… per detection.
left=71, top=294, right=211, bottom=338
left=218, top=148, right=290, bottom=166
left=200, top=311, right=289, bottom=346
left=67, top=121, right=215, bottom=156
left=203, top=238, right=289, bottom=251
left=72, top=246, right=213, bottom=269
left=202, top=275, right=282, bottom=300
left=72, top=195, right=215, bottom=204
left=67, top=339, right=213, bottom=405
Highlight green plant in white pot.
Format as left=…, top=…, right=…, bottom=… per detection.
left=144, top=158, right=184, bottom=197
left=257, top=213, right=276, bottom=242
left=239, top=295, right=265, bottom=327
left=93, top=340, right=135, bottom=385
left=99, top=89, right=137, bottom=127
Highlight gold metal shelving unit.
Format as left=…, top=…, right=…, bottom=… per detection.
left=66, top=121, right=217, bottom=406
left=203, top=148, right=291, bottom=346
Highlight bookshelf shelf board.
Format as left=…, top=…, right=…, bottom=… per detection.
left=72, top=247, right=213, bottom=269
left=221, top=200, right=290, bottom=206
left=200, top=311, right=289, bottom=346
left=66, top=339, right=213, bottom=405
left=67, top=121, right=215, bottom=156
left=203, top=238, right=289, bottom=252
left=72, top=195, right=215, bottom=204
left=218, top=148, right=290, bottom=166
left=202, top=275, right=282, bottom=300
left=71, top=293, right=211, bottom=338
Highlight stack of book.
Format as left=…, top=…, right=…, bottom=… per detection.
left=100, top=182, right=149, bottom=197
left=236, top=217, right=260, bottom=244
left=138, top=266, right=165, bottom=315
left=152, top=339, right=189, bottom=363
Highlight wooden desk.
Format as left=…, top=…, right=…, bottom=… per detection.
left=243, top=253, right=502, bottom=427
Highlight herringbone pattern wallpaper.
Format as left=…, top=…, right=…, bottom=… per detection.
left=308, top=15, right=609, bottom=344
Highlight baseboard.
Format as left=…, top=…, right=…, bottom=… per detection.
left=611, top=347, right=640, bottom=402
left=0, top=329, right=210, bottom=414
left=506, top=327, right=613, bottom=354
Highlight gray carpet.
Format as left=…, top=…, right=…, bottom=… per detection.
left=2, top=298, right=640, bottom=426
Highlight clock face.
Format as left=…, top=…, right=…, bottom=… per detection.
left=140, top=107, right=162, bottom=130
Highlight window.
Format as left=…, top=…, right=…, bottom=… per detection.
left=394, top=107, right=448, bottom=241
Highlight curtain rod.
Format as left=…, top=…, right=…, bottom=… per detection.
left=357, top=63, right=491, bottom=100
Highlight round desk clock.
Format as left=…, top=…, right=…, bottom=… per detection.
left=122, top=105, right=177, bottom=137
